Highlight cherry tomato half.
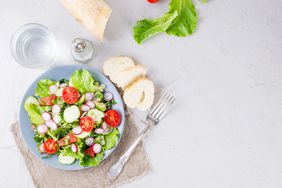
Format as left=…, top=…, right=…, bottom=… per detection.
left=43, top=138, right=59, bottom=154
left=104, top=110, right=121, bottom=127
left=57, top=134, right=78, bottom=147
left=80, top=116, right=94, bottom=132
left=62, top=86, right=80, bottom=104
left=147, top=0, right=159, bottom=3
left=39, top=95, right=57, bottom=106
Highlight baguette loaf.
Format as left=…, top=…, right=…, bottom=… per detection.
left=60, top=0, right=112, bottom=41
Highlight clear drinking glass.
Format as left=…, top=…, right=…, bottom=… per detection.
left=10, top=23, right=56, bottom=69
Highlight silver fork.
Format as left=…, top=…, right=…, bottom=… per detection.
left=107, top=92, right=176, bottom=182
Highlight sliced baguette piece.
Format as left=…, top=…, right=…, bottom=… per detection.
left=113, top=65, right=147, bottom=89
left=123, top=78, right=154, bottom=111
left=103, top=56, right=135, bottom=80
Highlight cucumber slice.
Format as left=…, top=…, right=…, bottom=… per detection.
left=24, top=96, right=39, bottom=110
left=94, top=91, right=103, bottom=102
left=87, top=109, right=105, bottom=124
left=95, top=135, right=106, bottom=146
left=63, top=105, right=80, bottom=123
left=76, top=94, right=86, bottom=105
left=102, top=127, right=113, bottom=135
left=95, top=103, right=107, bottom=112
left=75, top=131, right=91, bottom=139
left=58, top=153, right=75, bottom=165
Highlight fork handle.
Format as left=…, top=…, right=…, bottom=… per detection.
left=107, top=123, right=151, bottom=182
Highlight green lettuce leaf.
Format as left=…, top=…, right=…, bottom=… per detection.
left=132, top=0, right=198, bottom=44
left=25, top=104, right=44, bottom=125
left=35, top=79, right=55, bottom=98
left=61, top=141, right=84, bottom=160
left=133, top=11, right=178, bottom=44
left=69, top=69, right=104, bottom=93
left=34, top=133, right=44, bottom=144
left=80, top=150, right=104, bottom=167
left=166, top=0, right=198, bottom=37
left=104, top=128, right=120, bottom=150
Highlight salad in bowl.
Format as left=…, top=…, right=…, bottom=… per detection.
left=23, top=69, right=122, bottom=167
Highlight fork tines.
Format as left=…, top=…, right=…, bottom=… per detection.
left=149, top=92, right=175, bottom=122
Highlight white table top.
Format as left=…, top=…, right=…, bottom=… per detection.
left=1, top=0, right=282, bottom=187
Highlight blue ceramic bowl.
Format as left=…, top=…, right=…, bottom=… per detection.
left=19, top=65, right=125, bottom=170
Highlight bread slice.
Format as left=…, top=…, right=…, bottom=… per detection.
left=103, top=56, right=135, bottom=80
left=59, top=0, right=112, bottom=41
left=123, top=78, right=154, bottom=111
left=113, top=65, right=147, bottom=89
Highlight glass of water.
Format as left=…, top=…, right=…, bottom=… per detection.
left=10, top=23, right=56, bottom=69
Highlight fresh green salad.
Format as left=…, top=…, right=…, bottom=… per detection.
left=24, top=69, right=121, bottom=167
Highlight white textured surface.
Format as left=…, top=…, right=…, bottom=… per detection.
left=1, top=0, right=282, bottom=187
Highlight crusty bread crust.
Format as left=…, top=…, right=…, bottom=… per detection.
left=59, top=0, right=112, bottom=41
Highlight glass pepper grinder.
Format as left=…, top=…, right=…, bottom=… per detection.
left=71, top=38, right=94, bottom=63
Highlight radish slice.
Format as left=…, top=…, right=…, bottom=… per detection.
left=102, top=122, right=108, bottom=130
left=53, top=115, right=61, bottom=124
left=60, top=83, right=67, bottom=88
left=81, top=104, right=90, bottom=112
left=37, top=124, right=47, bottom=134
left=71, top=144, right=78, bottom=153
left=102, top=122, right=112, bottom=134
left=39, top=143, right=45, bottom=153
left=52, top=105, right=61, bottom=114
left=85, top=93, right=93, bottom=101
left=93, top=143, right=101, bottom=153
left=49, top=85, right=58, bottom=94
left=49, top=121, right=58, bottom=131
left=85, top=137, right=94, bottom=146
left=104, top=92, right=113, bottom=101
left=94, top=128, right=104, bottom=134
left=72, top=126, right=83, bottom=135
left=45, top=120, right=53, bottom=127
left=42, top=112, right=51, bottom=121
left=86, top=101, right=95, bottom=109
left=56, top=88, right=63, bottom=97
